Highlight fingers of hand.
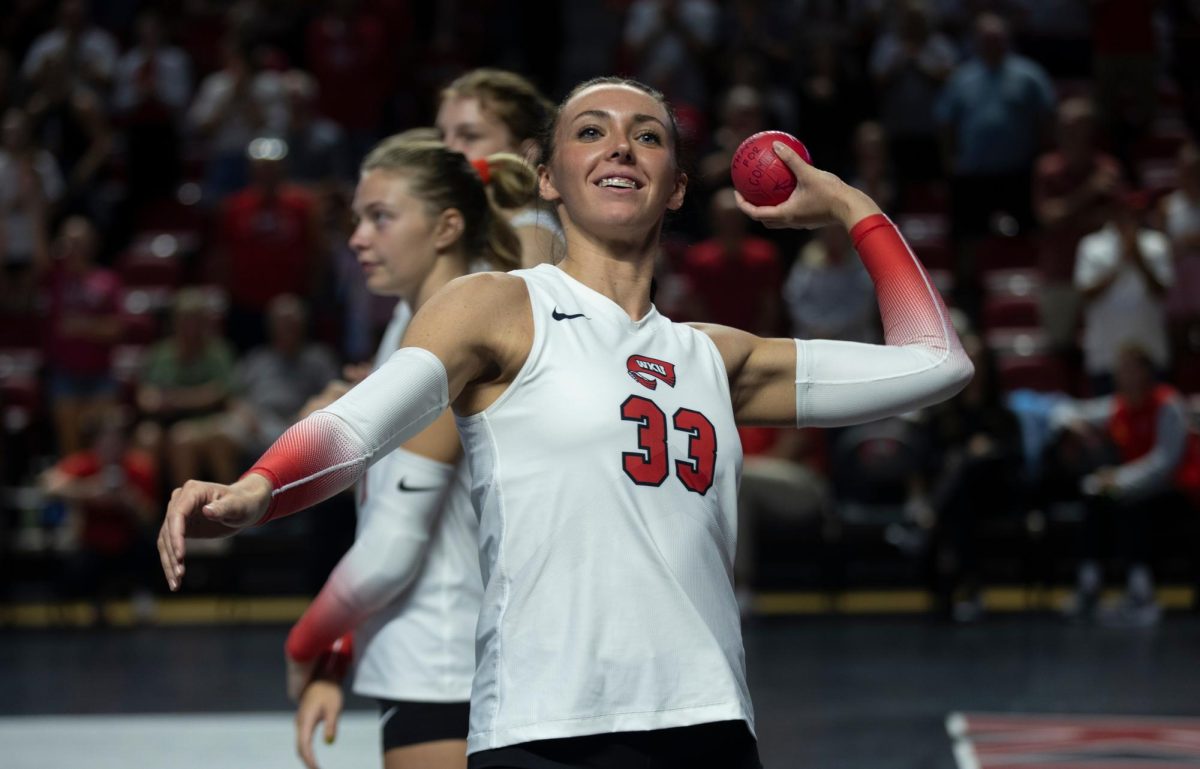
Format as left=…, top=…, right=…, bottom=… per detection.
left=323, top=708, right=337, bottom=744
left=296, top=710, right=320, bottom=769
left=156, top=527, right=178, bottom=591
left=771, top=141, right=804, bottom=175
left=733, top=190, right=786, bottom=226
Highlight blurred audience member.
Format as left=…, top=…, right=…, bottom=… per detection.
left=135, top=288, right=236, bottom=488
left=937, top=13, right=1055, bottom=240
left=721, top=0, right=794, bottom=79
left=0, top=107, right=61, bottom=311
left=1033, top=97, right=1122, bottom=348
left=305, top=0, right=390, bottom=156
left=1009, top=0, right=1092, bottom=77
left=212, top=137, right=321, bottom=351
left=24, top=52, right=112, bottom=220
left=1164, top=0, right=1200, bottom=140
left=39, top=408, right=158, bottom=623
left=281, top=69, right=351, bottom=188
left=923, top=333, right=1023, bottom=622
left=796, top=38, right=866, bottom=177
left=187, top=34, right=287, bottom=200
left=1075, top=191, right=1173, bottom=395
left=44, top=216, right=122, bottom=455
left=735, top=426, right=832, bottom=613
left=869, top=0, right=957, bottom=183
left=721, top=48, right=798, bottom=137
left=20, top=0, right=117, bottom=97
left=784, top=226, right=877, bottom=343
left=216, top=295, right=337, bottom=464
left=679, top=187, right=781, bottom=334
left=1091, top=0, right=1159, bottom=180
left=1051, top=344, right=1200, bottom=626
left=623, top=0, right=719, bottom=110
left=1163, top=142, right=1200, bottom=322
left=698, top=84, right=768, bottom=190
left=848, top=121, right=896, bottom=214
left=113, top=9, right=192, bottom=204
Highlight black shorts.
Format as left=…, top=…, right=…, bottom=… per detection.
left=377, top=699, right=470, bottom=752
left=467, top=720, right=762, bottom=769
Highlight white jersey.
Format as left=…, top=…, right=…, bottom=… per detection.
left=350, top=302, right=483, bottom=703
left=456, top=264, right=749, bottom=752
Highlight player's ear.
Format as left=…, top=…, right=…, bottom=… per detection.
left=538, top=164, right=561, bottom=204
left=667, top=171, right=687, bottom=211
left=433, top=208, right=466, bottom=251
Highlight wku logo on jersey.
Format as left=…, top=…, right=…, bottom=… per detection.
left=627, top=355, right=677, bottom=390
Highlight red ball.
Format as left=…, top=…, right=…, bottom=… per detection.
left=730, top=131, right=812, bottom=206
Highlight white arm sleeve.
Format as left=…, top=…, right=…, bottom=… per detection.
left=250, top=347, right=449, bottom=522
left=795, top=215, right=973, bottom=428
left=285, top=449, right=456, bottom=661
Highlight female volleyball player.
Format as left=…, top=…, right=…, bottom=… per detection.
left=436, top=69, right=561, bottom=265
left=287, top=140, right=536, bottom=769
left=159, top=77, right=972, bottom=768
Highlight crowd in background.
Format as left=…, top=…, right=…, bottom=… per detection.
left=1, top=0, right=1198, bottom=624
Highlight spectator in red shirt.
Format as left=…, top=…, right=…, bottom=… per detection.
left=44, top=215, right=122, bottom=454
left=39, top=409, right=158, bottom=623
left=213, top=137, right=322, bottom=351
left=679, top=187, right=782, bottom=334
left=1051, top=343, right=1200, bottom=626
left=1032, top=97, right=1123, bottom=348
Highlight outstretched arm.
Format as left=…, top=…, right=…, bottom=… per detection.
left=701, top=141, right=972, bottom=427
left=157, top=273, right=529, bottom=590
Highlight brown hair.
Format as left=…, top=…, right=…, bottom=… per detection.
left=361, top=139, right=536, bottom=271
left=441, top=69, right=554, bottom=149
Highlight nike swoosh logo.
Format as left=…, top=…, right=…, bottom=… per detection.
left=398, top=478, right=439, bottom=493
left=552, top=307, right=587, bottom=321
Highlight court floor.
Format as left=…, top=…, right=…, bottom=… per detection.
left=2, top=613, right=1198, bottom=768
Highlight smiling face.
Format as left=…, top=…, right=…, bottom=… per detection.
left=436, top=95, right=518, bottom=160
left=539, top=84, right=686, bottom=244
left=349, top=170, right=442, bottom=298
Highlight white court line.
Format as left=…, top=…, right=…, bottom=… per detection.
left=0, top=712, right=384, bottom=769
left=946, top=712, right=981, bottom=769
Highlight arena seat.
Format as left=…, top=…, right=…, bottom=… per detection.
left=975, top=234, right=1037, bottom=271
left=996, top=353, right=1071, bottom=393
left=982, top=294, right=1041, bottom=331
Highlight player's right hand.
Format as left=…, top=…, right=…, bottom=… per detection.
left=157, top=474, right=273, bottom=590
left=295, top=679, right=344, bottom=769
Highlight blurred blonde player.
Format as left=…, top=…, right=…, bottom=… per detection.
left=286, top=138, right=536, bottom=769
left=436, top=69, right=562, bottom=265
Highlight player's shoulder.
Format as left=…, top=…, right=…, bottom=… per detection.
left=684, top=322, right=757, bottom=372
left=416, top=271, right=533, bottom=333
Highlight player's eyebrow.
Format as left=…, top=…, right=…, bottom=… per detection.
left=571, top=109, right=667, bottom=130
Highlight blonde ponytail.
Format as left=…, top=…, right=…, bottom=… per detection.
left=477, top=152, right=538, bottom=271
left=360, top=139, right=538, bottom=273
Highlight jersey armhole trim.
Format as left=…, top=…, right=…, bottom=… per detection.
left=456, top=272, right=544, bottom=425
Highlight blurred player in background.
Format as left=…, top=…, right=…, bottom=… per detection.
left=436, top=69, right=562, bottom=265
left=287, top=139, right=537, bottom=769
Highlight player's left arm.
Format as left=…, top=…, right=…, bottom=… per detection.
left=699, top=143, right=973, bottom=426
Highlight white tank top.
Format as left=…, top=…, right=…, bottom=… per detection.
left=456, top=264, right=750, bottom=753
left=351, top=302, right=483, bottom=703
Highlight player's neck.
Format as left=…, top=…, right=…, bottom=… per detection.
left=407, top=254, right=468, bottom=314
left=558, top=247, right=656, bottom=321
